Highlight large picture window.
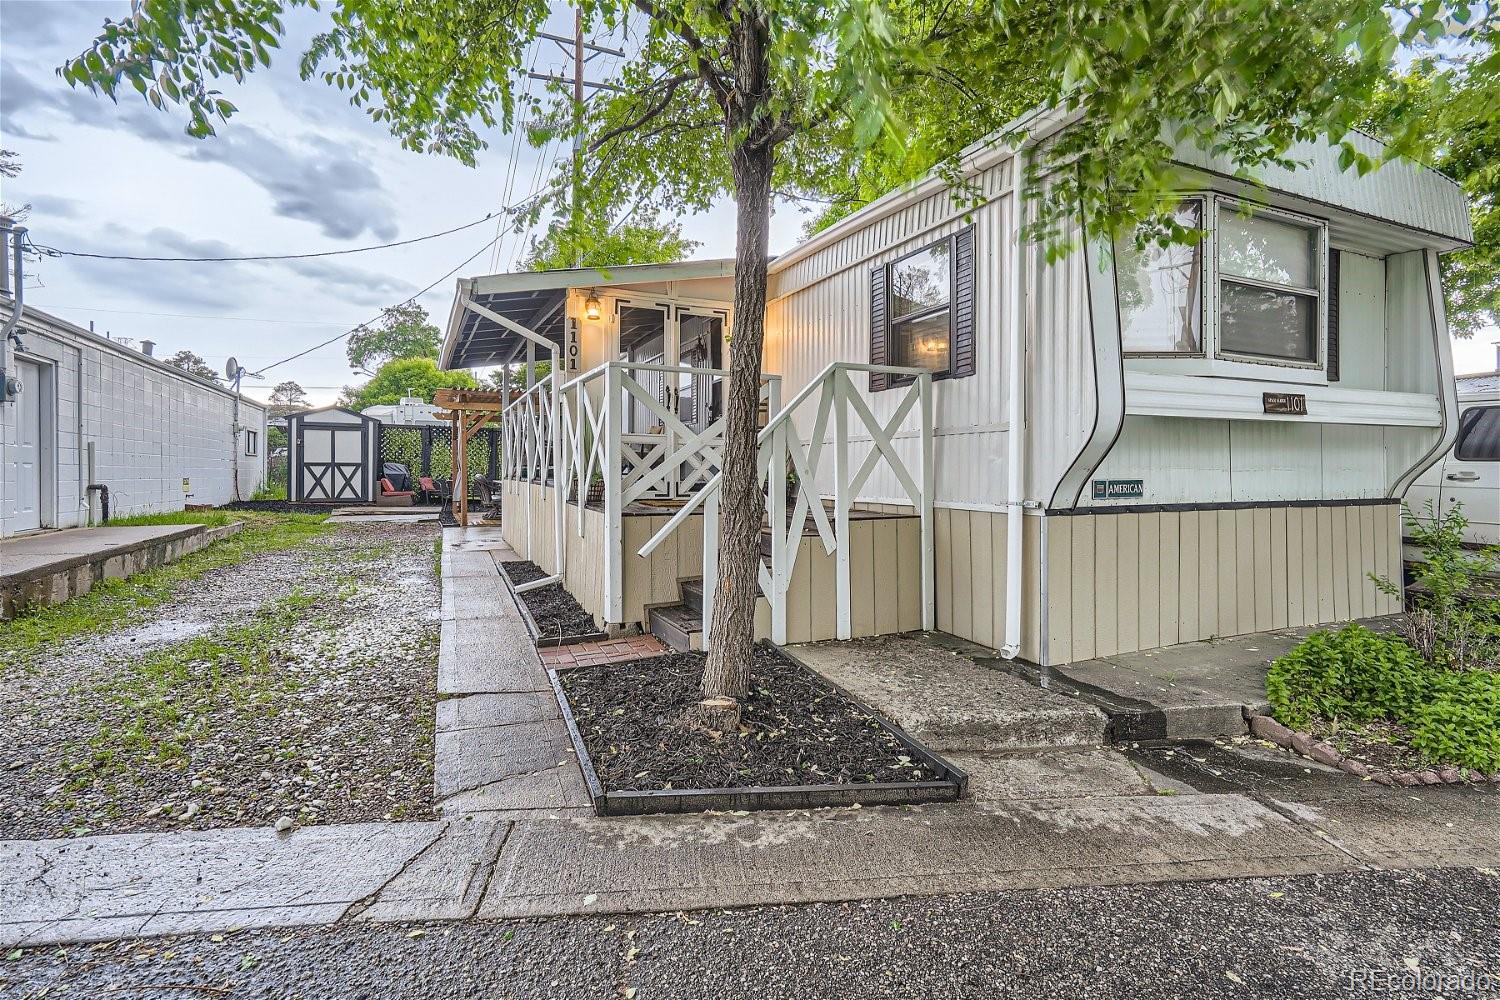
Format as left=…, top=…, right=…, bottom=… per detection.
left=869, top=227, right=976, bottom=390
left=1118, top=196, right=1328, bottom=377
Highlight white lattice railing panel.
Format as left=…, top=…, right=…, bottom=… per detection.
left=640, top=362, right=933, bottom=645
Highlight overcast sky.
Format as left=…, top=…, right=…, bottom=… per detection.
left=2, top=0, right=1496, bottom=410
left=0, top=0, right=809, bottom=407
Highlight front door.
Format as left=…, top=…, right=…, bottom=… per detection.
left=615, top=300, right=729, bottom=498
left=8, top=359, right=43, bottom=532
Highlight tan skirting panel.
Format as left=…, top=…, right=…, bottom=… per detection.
left=499, top=483, right=920, bottom=641
left=1040, top=502, right=1402, bottom=666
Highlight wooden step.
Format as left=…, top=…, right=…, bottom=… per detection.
left=648, top=603, right=702, bottom=652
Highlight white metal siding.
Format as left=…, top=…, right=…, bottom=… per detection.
left=768, top=160, right=1014, bottom=507
left=1173, top=130, right=1471, bottom=246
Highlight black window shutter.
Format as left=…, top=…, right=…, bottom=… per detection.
left=952, top=225, right=977, bottom=379
left=1327, top=249, right=1341, bottom=382
left=870, top=263, right=889, bottom=392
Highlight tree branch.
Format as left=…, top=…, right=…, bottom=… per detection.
left=588, top=72, right=699, bottom=152
left=631, top=0, right=733, bottom=107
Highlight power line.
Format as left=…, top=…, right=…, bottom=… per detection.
left=26, top=212, right=500, bottom=263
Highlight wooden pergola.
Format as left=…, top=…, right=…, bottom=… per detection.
left=433, top=387, right=508, bottom=526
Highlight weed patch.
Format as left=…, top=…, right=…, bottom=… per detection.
left=0, top=513, right=330, bottom=669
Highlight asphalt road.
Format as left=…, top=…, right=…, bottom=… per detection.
left=5, top=867, right=1497, bottom=999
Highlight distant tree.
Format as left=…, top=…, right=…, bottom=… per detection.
left=526, top=221, right=699, bottom=272
left=345, top=356, right=477, bottom=411
left=161, top=349, right=221, bottom=382
left=267, top=380, right=310, bottom=417
left=345, top=302, right=441, bottom=375
left=0, top=150, right=18, bottom=179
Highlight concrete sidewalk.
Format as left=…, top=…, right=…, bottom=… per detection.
left=1, top=521, right=242, bottom=617
left=433, top=525, right=593, bottom=820
left=9, top=754, right=1500, bottom=948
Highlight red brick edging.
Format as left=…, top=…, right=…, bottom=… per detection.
left=540, top=635, right=669, bottom=668
left=1248, top=714, right=1500, bottom=787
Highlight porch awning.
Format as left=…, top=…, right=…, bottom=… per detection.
left=440, top=259, right=735, bottom=371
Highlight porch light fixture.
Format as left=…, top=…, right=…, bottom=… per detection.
left=584, top=292, right=602, bottom=322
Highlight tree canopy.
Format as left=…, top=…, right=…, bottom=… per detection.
left=345, top=302, right=441, bottom=375
left=161, top=349, right=220, bottom=382
left=343, top=356, right=477, bottom=411
left=526, top=220, right=698, bottom=272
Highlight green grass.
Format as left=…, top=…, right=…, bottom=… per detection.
left=0, top=512, right=331, bottom=669
left=106, top=510, right=237, bottom=528
left=68, top=590, right=319, bottom=790
left=251, top=482, right=287, bottom=501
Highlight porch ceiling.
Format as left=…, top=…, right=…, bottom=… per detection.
left=442, top=286, right=567, bottom=371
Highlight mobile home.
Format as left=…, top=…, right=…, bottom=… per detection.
left=442, top=110, right=1469, bottom=665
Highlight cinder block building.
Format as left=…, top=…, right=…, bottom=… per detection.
left=0, top=302, right=267, bottom=537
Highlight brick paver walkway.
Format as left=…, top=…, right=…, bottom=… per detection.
left=540, top=635, right=668, bottom=668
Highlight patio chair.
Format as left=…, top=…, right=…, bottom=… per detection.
left=419, top=475, right=447, bottom=504
left=377, top=476, right=415, bottom=507
left=471, top=476, right=503, bottom=519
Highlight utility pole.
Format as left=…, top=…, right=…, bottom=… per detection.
left=528, top=13, right=626, bottom=267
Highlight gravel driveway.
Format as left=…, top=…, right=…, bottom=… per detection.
left=4, top=868, right=1496, bottom=998
left=0, top=521, right=440, bottom=839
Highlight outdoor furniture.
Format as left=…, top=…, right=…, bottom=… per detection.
left=419, top=475, right=447, bottom=503
left=377, top=476, right=415, bottom=507
left=472, top=476, right=503, bottom=519
left=382, top=462, right=412, bottom=492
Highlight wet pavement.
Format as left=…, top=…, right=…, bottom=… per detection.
left=5, top=866, right=1496, bottom=999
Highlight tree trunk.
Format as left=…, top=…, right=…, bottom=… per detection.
left=699, top=138, right=774, bottom=712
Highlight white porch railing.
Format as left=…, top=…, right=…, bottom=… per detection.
left=639, top=362, right=934, bottom=645
left=503, top=360, right=781, bottom=623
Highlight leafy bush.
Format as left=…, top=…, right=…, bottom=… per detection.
left=1268, top=623, right=1500, bottom=773
left=1371, top=501, right=1500, bottom=671
left=1267, top=624, right=1429, bottom=731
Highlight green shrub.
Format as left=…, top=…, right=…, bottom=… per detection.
left=1372, top=501, right=1500, bottom=671
left=1267, top=624, right=1429, bottom=731
left=1269, top=622, right=1500, bottom=773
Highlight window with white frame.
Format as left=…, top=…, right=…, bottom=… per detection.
left=244, top=430, right=258, bottom=456
left=1119, top=196, right=1328, bottom=374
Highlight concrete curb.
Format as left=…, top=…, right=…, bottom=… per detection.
left=1247, top=712, right=1499, bottom=787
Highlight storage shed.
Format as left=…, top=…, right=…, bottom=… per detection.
left=284, top=405, right=380, bottom=504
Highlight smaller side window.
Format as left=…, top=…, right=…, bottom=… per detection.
left=1454, top=406, right=1500, bottom=462
left=245, top=430, right=259, bottom=457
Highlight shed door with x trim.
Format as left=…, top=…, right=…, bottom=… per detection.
left=298, top=422, right=370, bottom=502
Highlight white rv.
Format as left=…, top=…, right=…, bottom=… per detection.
left=443, top=108, right=1470, bottom=665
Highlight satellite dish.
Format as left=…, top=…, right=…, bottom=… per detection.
left=225, top=356, right=240, bottom=380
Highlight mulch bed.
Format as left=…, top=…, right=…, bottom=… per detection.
left=220, top=500, right=338, bottom=515
left=502, top=559, right=599, bottom=642
left=558, top=645, right=944, bottom=792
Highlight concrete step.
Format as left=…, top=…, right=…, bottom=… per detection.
left=782, top=635, right=1108, bottom=754
left=648, top=603, right=702, bottom=652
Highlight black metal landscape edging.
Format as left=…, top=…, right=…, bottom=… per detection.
left=547, top=659, right=969, bottom=817
left=496, top=562, right=609, bottom=648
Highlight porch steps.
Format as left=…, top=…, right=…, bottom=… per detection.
left=648, top=578, right=705, bottom=652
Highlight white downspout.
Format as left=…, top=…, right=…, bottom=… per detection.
left=1001, top=146, right=1028, bottom=660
